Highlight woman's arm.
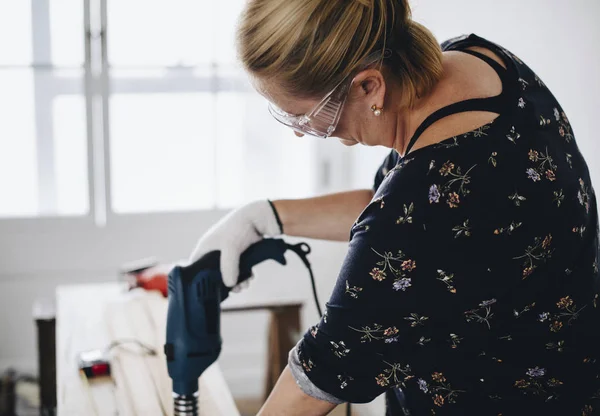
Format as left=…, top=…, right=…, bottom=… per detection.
left=272, top=189, right=374, bottom=241
left=258, top=366, right=337, bottom=416
left=255, top=190, right=373, bottom=415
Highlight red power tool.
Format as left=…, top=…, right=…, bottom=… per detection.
left=120, top=258, right=171, bottom=297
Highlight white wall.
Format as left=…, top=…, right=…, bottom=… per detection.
left=1, top=1, right=599, bottom=415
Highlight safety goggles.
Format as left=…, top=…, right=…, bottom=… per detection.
left=267, top=51, right=388, bottom=139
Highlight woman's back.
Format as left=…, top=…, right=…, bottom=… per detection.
left=331, top=34, right=600, bottom=415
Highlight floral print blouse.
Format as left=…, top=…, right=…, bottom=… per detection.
left=289, top=34, right=600, bottom=415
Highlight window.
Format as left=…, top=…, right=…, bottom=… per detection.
left=1, top=0, right=323, bottom=220
left=0, top=1, right=87, bottom=217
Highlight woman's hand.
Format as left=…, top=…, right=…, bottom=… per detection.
left=189, top=190, right=373, bottom=288
left=189, top=200, right=282, bottom=288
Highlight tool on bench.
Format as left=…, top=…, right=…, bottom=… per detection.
left=78, top=340, right=156, bottom=379
left=164, top=238, right=318, bottom=416
left=121, top=258, right=170, bottom=298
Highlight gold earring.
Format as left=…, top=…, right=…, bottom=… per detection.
left=371, top=104, right=383, bottom=116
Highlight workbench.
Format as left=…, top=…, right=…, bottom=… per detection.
left=56, top=282, right=240, bottom=416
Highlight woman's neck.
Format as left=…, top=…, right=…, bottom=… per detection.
left=390, top=52, right=470, bottom=156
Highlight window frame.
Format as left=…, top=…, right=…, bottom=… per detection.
left=0, top=0, right=351, bottom=238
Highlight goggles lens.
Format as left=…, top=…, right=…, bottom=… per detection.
left=267, top=51, right=388, bottom=139
left=267, top=80, right=351, bottom=139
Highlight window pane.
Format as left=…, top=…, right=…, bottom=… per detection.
left=49, top=0, right=84, bottom=66
left=110, top=93, right=216, bottom=213
left=214, top=92, right=245, bottom=207
left=215, top=92, right=316, bottom=208
left=241, top=94, right=316, bottom=202
left=107, top=0, right=215, bottom=66
left=0, top=2, right=32, bottom=65
left=0, top=70, right=38, bottom=217
left=53, top=95, right=89, bottom=215
left=0, top=69, right=88, bottom=218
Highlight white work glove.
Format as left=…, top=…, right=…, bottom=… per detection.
left=189, top=200, right=283, bottom=290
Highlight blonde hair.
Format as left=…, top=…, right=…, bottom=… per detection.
left=237, top=0, right=443, bottom=107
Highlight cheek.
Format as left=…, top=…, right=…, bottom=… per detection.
left=334, top=108, right=362, bottom=139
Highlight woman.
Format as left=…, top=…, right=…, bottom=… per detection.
left=191, top=0, right=600, bottom=414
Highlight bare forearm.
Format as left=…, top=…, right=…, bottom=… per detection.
left=272, top=189, right=374, bottom=242
left=258, top=366, right=336, bottom=416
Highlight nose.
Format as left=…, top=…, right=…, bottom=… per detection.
left=294, top=131, right=305, bottom=138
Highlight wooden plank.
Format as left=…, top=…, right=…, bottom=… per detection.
left=56, top=283, right=124, bottom=416
left=124, top=295, right=172, bottom=414
left=139, top=293, right=175, bottom=416
left=104, top=299, right=165, bottom=416
left=109, top=355, right=136, bottom=416
left=198, top=363, right=242, bottom=416
left=58, top=283, right=239, bottom=416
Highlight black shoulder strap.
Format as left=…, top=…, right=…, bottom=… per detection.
left=404, top=49, right=509, bottom=155
left=404, top=97, right=504, bottom=155
left=460, top=49, right=509, bottom=84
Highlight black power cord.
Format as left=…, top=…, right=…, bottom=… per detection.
left=286, top=242, right=352, bottom=416
left=106, top=339, right=157, bottom=355
left=286, top=243, right=322, bottom=316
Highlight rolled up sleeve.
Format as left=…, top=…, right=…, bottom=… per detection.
left=288, top=340, right=345, bottom=404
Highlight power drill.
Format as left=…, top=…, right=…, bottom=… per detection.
left=164, top=238, right=312, bottom=416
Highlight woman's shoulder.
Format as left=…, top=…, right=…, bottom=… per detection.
left=440, top=33, right=474, bottom=51
left=441, top=34, right=524, bottom=73
left=441, top=33, right=506, bottom=55
left=355, top=155, right=438, bottom=236
left=373, top=150, right=401, bottom=192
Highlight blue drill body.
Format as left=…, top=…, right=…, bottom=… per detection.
left=164, top=239, right=290, bottom=415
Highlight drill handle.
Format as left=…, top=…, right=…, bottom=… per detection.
left=236, top=238, right=288, bottom=284
left=177, top=238, right=288, bottom=289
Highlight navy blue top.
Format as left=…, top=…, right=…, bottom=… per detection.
left=295, top=34, right=600, bottom=415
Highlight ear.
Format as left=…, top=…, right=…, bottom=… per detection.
left=351, top=68, right=386, bottom=110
